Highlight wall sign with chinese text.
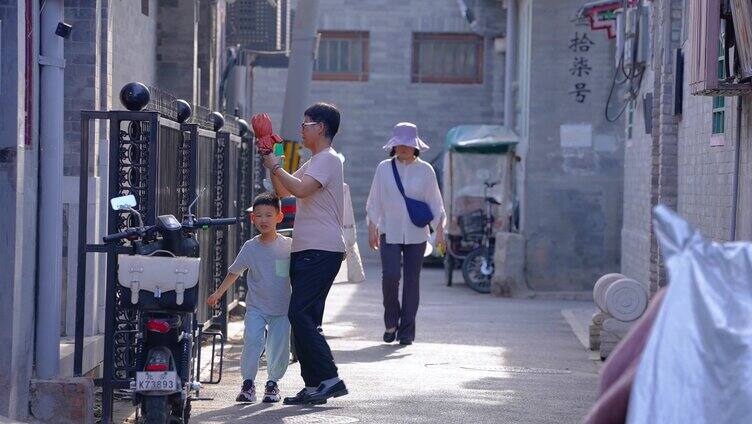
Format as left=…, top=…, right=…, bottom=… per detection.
left=569, top=29, right=595, bottom=104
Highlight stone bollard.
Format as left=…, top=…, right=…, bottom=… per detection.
left=590, top=273, right=624, bottom=352
left=591, top=273, right=650, bottom=359
left=491, top=232, right=530, bottom=298
left=593, top=273, right=626, bottom=312
left=603, top=278, right=648, bottom=322
left=599, top=318, right=633, bottom=360
left=29, top=377, right=95, bottom=424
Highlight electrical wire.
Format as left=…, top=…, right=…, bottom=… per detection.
left=606, top=56, right=632, bottom=122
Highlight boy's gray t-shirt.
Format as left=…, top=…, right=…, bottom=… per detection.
left=228, top=235, right=292, bottom=316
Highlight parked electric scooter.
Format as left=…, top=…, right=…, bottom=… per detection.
left=104, top=192, right=237, bottom=423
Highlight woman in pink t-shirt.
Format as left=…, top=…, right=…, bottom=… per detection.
left=261, top=103, right=348, bottom=406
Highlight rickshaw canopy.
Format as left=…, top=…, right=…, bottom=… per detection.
left=445, top=125, right=519, bottom=154
left=442, top=125, right=518, bottom=237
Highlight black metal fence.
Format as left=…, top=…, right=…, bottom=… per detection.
left=75, top=85, right=256, bottom=422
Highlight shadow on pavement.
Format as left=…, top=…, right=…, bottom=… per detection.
left=331, top=343, right=410, bottom=364
left=192, top=402, right=344, bottom=423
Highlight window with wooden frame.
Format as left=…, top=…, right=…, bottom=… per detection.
left=314, top=31, right=369, bottom=82
left=412, top=33, right=484, bottom=84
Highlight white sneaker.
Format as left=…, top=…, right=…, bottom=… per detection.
left=236, top=379, right=256, bottom=403
left=263, top=380, right=281, bottom=403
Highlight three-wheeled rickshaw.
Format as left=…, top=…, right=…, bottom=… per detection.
left=442, top=125, right=519, bottom=293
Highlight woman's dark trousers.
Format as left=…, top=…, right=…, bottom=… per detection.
left=379, top=235, right=426, bottom=342
left=288, top=249, right=344, bottom=388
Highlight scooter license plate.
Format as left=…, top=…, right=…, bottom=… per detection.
left=135, top=371, right=178, bottom=392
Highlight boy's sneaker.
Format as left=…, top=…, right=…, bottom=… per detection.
left=236, top=379, right=256, bottom=403
left=262, top=380, right=281, bottom=403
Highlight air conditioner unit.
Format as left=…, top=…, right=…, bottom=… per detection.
left=227, top=0, right=291, bottom=52
left=730, top=0, right=752, bottom=79
left=689, top=0, right=721, bottom=94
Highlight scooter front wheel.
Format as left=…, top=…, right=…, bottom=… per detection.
left=142, top=395, right=169, bottom=424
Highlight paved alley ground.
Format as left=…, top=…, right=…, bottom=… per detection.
left=187, top=263, right=598, bottom=424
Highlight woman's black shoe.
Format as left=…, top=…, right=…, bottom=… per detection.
left=383, top=330, right=397, bottom=343
left=305, top=380, right=348, bottom=405
left=399, top=339, right=413, bottom=346
left=283, top=388, right=316, bottom=405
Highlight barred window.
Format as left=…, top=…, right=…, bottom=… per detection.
left=314, top=31, right=369, bottom=82
left=412, top=33, right=483, bottom=84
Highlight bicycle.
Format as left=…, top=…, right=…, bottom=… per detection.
left=460, top=181, right=501, bottom=293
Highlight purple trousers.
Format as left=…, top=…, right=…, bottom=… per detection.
left=379, top=235, right=426, bottom=342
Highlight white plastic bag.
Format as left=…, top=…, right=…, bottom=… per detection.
left=343, top=183, right=365, bottom=283
left=627, top=205, right=752, bottom=423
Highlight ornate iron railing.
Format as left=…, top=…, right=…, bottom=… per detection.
left=76, top=88, right=253, bottom=422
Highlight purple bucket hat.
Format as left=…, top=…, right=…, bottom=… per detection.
left=382, top=122, right=430, bottom=151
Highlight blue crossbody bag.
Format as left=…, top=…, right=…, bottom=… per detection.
left=391, top=158, right=434, bottom=228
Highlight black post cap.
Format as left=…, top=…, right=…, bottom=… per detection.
left=119, top=82, right=150, bottom=111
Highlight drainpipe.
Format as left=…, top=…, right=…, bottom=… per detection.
left=279, top=0, right=320, bottom=142
left=193, top=0, right=200, bottom=106
left=36, top=0, right=64, bottom=378
left=729, top=96, right=742, bottom=241
left=504, top=0, right=518, bottom=130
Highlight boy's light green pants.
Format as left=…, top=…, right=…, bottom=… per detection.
left=242, top=308, right=290, bottom=383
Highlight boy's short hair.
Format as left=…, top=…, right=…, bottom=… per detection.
left=304, top=103, right=340, bottom=140
left=252, top=192, right=281, bottom=212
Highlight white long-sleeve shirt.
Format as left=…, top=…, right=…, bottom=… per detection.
left=366, top=157, right=445, bottom=245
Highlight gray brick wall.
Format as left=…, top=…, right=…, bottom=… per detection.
left=63, top=0, right=100, bottom=176
left=621, top=0, right=752, bottom=293
left=647, top=0, right=682, bottom=291
left=522, top=0, right=623, bottom=291
left=0, top=3, right=21, bottom=151
left=111, top=0, right=158, bottom=94
left=0, top=4, right=28, bottom=419
left=63, top=0, right=158, bottom=176
left=157, top=0, right=196, bottom=101
left=735, top=105, right=752, bottom=240
left=252, top=0, right=505, bottom=225
left=620, top=0, right=684, bottom=292
left=620, top=69, right=654, bottom=288
left=677, top=85, right=736, bottom=242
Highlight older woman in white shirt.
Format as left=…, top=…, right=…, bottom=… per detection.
left=366, top=122, right=445, bottom=345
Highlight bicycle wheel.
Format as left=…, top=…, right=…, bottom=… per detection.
left=462, top=248, right=493, bottom=293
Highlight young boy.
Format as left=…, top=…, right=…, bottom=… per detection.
left=207, top=193, right=292, bottom=403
